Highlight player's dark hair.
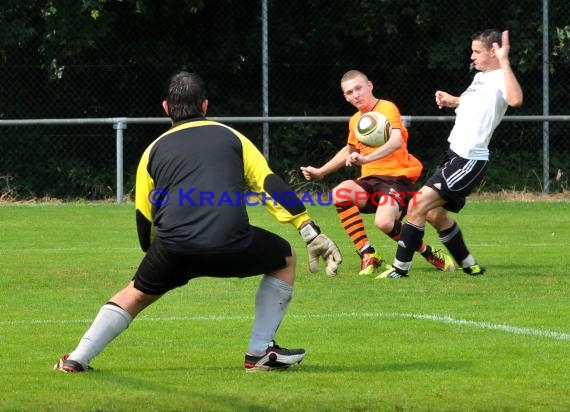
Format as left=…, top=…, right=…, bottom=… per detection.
left=165, top=71, right=207, bottom=122
left=472, top=29, right=502, bottom=49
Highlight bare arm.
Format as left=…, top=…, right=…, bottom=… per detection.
left=494, top=30, right=524, bottom=107
left=346, top=128, right=403, bottom=166
left=435, top=90, right=460, bottom=109
left=300, top=145, right=353, bottom=180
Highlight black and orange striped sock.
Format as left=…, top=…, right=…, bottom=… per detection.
left=335, top=204, right=370, bottom=253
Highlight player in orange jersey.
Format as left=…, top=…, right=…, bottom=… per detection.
left=301, top=70, right=454, bottom=275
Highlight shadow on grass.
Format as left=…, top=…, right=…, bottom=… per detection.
left=48, top=358, right=470, bottom=376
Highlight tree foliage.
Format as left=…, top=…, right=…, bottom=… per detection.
left=0, top=0, right=568, bottom=198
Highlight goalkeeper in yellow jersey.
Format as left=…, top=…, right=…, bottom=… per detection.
left=55, top=71, right=341, bottom=373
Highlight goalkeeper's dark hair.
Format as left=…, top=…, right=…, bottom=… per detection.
left=472, top=29, right=502, bottom=49
left=165, top=71, right=207, bottom=122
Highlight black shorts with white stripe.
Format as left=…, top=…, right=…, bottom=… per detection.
left=425, top=150, right=488, bottom=213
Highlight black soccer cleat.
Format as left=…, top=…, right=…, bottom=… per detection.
left=244, top=341, right=306, bottom=372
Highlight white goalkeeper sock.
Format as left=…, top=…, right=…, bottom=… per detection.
left=68, top=303, right=133, bottom=367
left=247, top=275, right=293, bottom=355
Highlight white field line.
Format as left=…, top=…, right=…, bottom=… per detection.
left=2, top=312, right=569, bottom=341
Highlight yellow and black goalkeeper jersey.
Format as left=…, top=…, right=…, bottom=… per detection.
left=135, top=117, right=310, bottom=253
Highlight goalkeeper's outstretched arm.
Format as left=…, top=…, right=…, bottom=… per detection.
left=238, top=133, right=342, bottom=276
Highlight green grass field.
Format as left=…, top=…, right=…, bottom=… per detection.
left=1, top=201, right=569, bottom=411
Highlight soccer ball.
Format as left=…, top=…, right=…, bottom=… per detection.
left=355, top=112, right=392, bottom=147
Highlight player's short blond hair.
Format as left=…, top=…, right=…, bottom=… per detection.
left=341, top=70, right=368, bottom=85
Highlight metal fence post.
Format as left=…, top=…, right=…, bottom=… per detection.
left=542, top=0, right=550, bottom=194
left=113, top=118, right=127, bottom=203
left=261, top=0, right=270, bottom=160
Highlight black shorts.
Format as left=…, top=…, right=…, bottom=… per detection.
left=354, top=175, right=417, bottom=216
left=425, top=150, right=488, bottom=213
left=133, top=226, right=293, bottom=295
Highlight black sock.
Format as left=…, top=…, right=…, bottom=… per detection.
left=386, top=219, right=402, bottom=239
left=395, top=222, right=424, bottom=265
left=438, top=222, right=470, bottom=264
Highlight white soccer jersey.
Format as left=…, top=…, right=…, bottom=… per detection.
left=448, top=69, right=508, bottom=160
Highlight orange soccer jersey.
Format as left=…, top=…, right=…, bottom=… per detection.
left=347, top=100, right=422, bottom=182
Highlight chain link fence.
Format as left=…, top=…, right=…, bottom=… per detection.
left=0, top=0, right=568, bottom=200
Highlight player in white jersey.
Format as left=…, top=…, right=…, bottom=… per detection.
left=379, top=29, right=523, bottom=279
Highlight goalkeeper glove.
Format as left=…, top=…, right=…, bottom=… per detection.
left=299, top=221, right=342, bottom=276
